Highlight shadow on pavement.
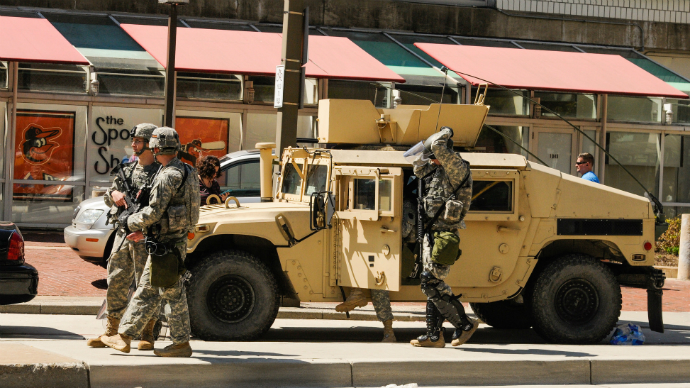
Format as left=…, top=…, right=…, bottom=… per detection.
left=22, top=231, right=65, bottom=244
left=0, top=325, right=84, bottom=340
left=91, top=279, right=108, bottom=289
left=460, top=347, right=595, bottom=357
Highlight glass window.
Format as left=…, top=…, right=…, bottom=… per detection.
left=662, top=135, right=690, bottom=203
left=665, top=99, right=690, bottom=125
left=664, top=206, right=690, bottom=218
left=328, top=80, right=389, bottom=108
left=379, top=179, right=392, bottom=212
left=538, top=132, right=572, bottom=174
left=177, top=72, right=242, bottom=100
left=281, top=163, right=303, bottom=196
left=605, top=132, right=660, bottom=196
left=18, top=63, right=86, bottom=94
left=246, top=76, right=275, bottom=103
left=0, top=102, right=5, bottom=177
left=11, top=184, right=85, bottom=225
left=451, top=37, right=519, bottom=48
left=221, top=162, right=260, bottom=196
left=184, top=20, right=256, bottom=32
left=0, top=61, right=7, bottom=89
left=535, top=92, right=597, bottom=119
left=305, top=165, right=328, bottom=195
left=475, top=126, right=529, bottom=157
left=582, top=130, right=598, bottom=156
left=471, top=181, right=513, bottom=212
left=353, top=178, right=376, bottom=210
left=396, top=84, right=458, bottom=105
left=608, top=96, right=662, bottom=123
left=97, top=71, right=165, bottom=97
left=517, top=42, right=580, bottom=52
left=474, top=88, right=529, bottom=115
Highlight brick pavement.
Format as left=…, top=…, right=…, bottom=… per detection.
left=20, top=232, right=690, bottom=312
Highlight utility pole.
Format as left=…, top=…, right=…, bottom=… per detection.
left=275, top=0, right=307, bottom=155
left=160, top=0, right=188, bottom=127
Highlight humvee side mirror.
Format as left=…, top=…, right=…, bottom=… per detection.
left=310, top=191, right=335, bottom=231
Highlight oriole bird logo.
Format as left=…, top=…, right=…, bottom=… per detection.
left=21, top=125, right=61, bottom=164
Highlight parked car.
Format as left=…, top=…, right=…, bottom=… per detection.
left=0, top=222, right=39, bottom=305
left=64, top=150, right=261, bottom=266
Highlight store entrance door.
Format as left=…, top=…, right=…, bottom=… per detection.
left=534, top=131, right=575, bottom=175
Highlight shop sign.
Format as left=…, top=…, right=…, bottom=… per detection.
left=88, top=107, right=162, bottom=176
left=274, top=65, right=285, bottom=109
left=13, top=110, right=75, bottom=201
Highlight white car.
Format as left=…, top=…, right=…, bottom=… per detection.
left=64, top=150, right=261, bottom=266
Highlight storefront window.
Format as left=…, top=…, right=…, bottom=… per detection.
left=328, top=80, right=389, bottom=108
left=665, top=99, right=690, bottom=125
left=0, top=61, right=7, bottom=89
left=662, top=134, right=690, bottom=204
left=608, top=96, right=662, bottom=123
left=396, top=84, right=457, bottom=105
left=605, top=132, right=660, bottom=196
left=98, top=71, right=165, bottom=97
left=535, top=92, right=597, bottom=119
left=18, top=63, right=87, bottom=94
left=0, top=102, right=5, bottom=177
left=244, top=113, right=315, bottom=150
left=11, top=184, right=85, bottom=225
left=177, top=72, right=242, bottom=101
left=665, top=206, right=690, bottom=218
left=176, top=116, right=230, bottom=165
left=475, top=126, right=529, bottom=157
left=475, top=88, right=529, bottom=116
left=246, top=76, right=275, bottom=104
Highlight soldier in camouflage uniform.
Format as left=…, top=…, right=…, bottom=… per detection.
left=87, top=123, right=160, bottom=350
left=335, top=288, right=396, bottom=342
left=410, top=126, right=478, bottom=348
left=101, top=127, right=200, bottom=357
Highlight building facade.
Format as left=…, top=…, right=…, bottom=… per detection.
left=0, top=2, right=688, bottom=228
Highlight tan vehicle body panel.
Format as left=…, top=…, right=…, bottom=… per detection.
left=188, top=100, right=656, bottom=304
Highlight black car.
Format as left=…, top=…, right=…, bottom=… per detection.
left=0, top=222, right=38, bottom=305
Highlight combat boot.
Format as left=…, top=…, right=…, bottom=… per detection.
left=335, top=288, right=369, bottom=312
left=138, top=319, right=157, bottom=350
left=410, top=300, right=445, bottom=348
left=86, top=315, right=120, bottom=348
left=451, top=318, right=479, bottom=346
left=154, top=342, right=192, bottom=357
left=381, top=319, right=396, bottom=343
left=101, top=333, right=132, bottom=353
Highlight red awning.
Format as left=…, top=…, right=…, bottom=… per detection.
left=415, top=43, right=687, bottom=98
left=0, top=16, right=88, bottom=65
left=120, top=24, right=405, bottom=83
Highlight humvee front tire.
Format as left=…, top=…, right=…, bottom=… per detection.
left=470, top=300, right=533, bottom=329
left=187, top=250, right=279, bottom=341
left=531, top=254, right=621, bottom=344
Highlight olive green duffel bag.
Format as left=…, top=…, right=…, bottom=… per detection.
left=430, top=231, right=461, bottom=266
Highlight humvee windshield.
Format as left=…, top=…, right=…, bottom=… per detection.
left=305, top=165, right=328, bottom=195
left=281, top=163, right=303, bottom=195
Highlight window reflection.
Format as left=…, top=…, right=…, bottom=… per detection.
left=471, top=181, right=513, bottom=212
left=354, top=178, right=376, bottom=210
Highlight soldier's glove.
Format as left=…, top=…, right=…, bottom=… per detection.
left=423, top=126, right=454, bottom=158
left=118, top=214, right=131, bottom=234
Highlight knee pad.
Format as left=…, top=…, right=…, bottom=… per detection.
left=420, top=271, right=440, bottom=299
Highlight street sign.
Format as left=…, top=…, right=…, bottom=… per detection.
left=274, top=65, right=285, bottom=109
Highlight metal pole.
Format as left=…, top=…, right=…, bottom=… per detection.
left=164, top=4, right=178, bottom=127
left=677, top=214, right=690, bottom=281
left=275, top=0, right=304, bottom=156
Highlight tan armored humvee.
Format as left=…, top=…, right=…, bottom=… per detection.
left=185, top=99, right=665, bottom=344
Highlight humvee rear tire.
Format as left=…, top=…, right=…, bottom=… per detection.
left=187, top=250, right=279, bottom=341
left=470, top=300, right=533, bottom=329
left=531, top=254, right=621, bottom=344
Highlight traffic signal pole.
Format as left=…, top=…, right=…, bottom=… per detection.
left=275, top=0, right=306, bottom=155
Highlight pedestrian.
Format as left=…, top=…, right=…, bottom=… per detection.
left=197, top=155, right=228, bottom=205
left=101, top=126, right=200, bottom=357
left=409, top=126, right=478, bottom=348
left=576, top=152, right=600, bottom=183
left=87, top=123, right=161, bottom=351
left=336, top=288, right=396, bottom=342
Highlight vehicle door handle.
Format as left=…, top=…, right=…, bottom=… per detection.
left=497, top=226, right=521, bottom=233
left=380, top=227, right=396, bottom=233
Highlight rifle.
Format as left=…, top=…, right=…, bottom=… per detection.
left=113, top=163, right=152, bottom=229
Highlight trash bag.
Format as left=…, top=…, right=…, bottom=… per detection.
left=609, top=323, right=645, bottom=345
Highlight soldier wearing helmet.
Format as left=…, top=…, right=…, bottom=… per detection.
left=87, top=123, right=161, bottom=350
left=101, top=126, right=200, bottom=358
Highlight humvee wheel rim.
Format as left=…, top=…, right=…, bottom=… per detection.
left=555, top=279, right=599, bottom=323
left=207, top=275, right=255, bottom=323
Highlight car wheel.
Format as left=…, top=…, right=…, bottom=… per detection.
left=530, top=254, right=621, bottom=344
left=187, top=250, right=279, bottom=341
left=470, top=299, right=533, bottom=329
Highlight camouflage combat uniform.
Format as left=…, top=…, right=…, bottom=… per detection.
left=104, top=161, right=160, bottom=320
left=371, top=289, right=394, bottom=322
left=119, top=157, right=200, bottom=345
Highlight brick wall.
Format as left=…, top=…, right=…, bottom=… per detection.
left=497, top=0, right=690, bottom=23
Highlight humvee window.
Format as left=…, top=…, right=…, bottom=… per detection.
left=305, top=165, right=328, bottom=195
left=353, top=178, right=376, bottom=210
left=281, top=163, right=303, bottom=195
left=379, top=179, right=392, bottom=212
left=471, top=181, right=513, bottom=212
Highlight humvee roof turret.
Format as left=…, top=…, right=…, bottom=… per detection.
left=184, top=99, right=664, bottom=344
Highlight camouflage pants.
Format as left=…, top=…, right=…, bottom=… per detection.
left=106, top=229, right=148, bottom=320
left=119, top=245, right=190, bottom=345
left=422, top=233, right=454, bottom=298
left=371, top=289, right=394, bottom=322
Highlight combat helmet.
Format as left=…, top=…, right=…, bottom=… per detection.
left=150, top=126, right=180, bottom=156
left=130, top=123, right=157, bottom=141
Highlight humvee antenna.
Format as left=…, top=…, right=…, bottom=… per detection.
left=434, top=69, right=663, bottom=215
left=434, top=66, right=449, bottom=132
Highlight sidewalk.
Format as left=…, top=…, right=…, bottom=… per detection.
left=1, top=312, right=690, bottom=388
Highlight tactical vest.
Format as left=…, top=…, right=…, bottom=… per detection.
left=156, top=160, right=201, bottom=241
